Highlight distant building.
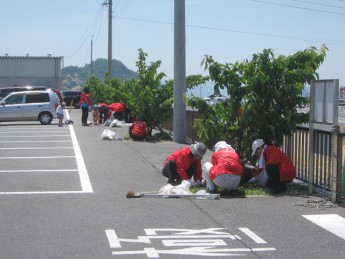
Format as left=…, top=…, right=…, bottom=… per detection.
left=0, top=55, right=63, bottom=89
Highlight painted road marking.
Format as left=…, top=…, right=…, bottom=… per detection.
left=69, top=122, right=93, bottom=193
left=106, top=228, right=276, bottom=257
left=303, top=214, right=345, bottom=240
left=0, top=147, right=73, bottom=150
left=0, top=156, right=75, bottom=159
left=0, top=140, right=71, bottom=143
left=0, top=111, right=93, bottom=194
left=239, top=227, right=267, bottom=244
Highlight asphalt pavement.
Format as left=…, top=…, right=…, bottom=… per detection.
left=0, top=108, right=345, bottom=259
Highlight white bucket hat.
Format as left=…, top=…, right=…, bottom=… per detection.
left=214, top=141, right=232, bottom=152
left=251, top=139, right=265, bottom=156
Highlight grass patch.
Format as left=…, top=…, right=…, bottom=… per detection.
left=190, top=180, right=310, bottom=197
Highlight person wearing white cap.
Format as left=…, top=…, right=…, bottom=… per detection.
left=202, top=141, right=243, bottom=194
left=162, top=143, right=207, bottom=186
left=250, top=139, right=296, bottom=193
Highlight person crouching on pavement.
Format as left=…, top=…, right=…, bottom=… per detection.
left=249, top=139, right=296, bottom=193
left=202, top=141, right=243, bottom=194
left=129, top=119, right=148, bottom=141
left=92, top=106, right=100, bottom=125
left=162, top=143, right=207, bottom=186
left=97, top=103, right=109, bottom=124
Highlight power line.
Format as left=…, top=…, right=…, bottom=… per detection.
left=63, top=4, right=106, bottom=59
left=251, top=0, right=345, bottom=15
left=291, top=0, right=345, bottom=9
left=114, top=16, right=345, bottom=46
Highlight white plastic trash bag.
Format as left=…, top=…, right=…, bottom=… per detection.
left=158, top=180, right=192, bottom=195
left=101, top=129, right=117, bottom=140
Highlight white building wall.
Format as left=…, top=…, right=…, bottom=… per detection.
left=0, top=56, right=63, bottom=89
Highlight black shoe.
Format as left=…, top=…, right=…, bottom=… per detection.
left=82, top=123, right=89, bottom=126
left=220, top=189, right=245, bottom=198
left=207, top=189, right=219, bottom=194
left=272, top=184, right=287, bottom=194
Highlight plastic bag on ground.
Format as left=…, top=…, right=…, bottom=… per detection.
left=158, top=180, right=192, bottom=195
left=110, top=119, right=124, bottom=127
left=101, top=129, right=117, bottom=140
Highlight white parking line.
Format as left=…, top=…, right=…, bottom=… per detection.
left=0, top=140, right=71, bottom=143
left=0, top=156, right=75, bottom=159
left=67, top=114, right=93, bottom=193
left=0, top=111, right=93, bottom=194
left=0, top=170, right=78, bottom=173
left=0, top=135, right=70, bottom=137
left=0, top=147, right=73, bottom=150
left=303, top=214, right=345, bottom=240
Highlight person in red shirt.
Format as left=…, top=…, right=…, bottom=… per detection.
left=250, top=138, right=296, bottom=193
left=97, top=103, right=109, bottom=124
left=79, top=87, right=91, bottom=126
left=162, top=143, right=207, bottom=186
left=203, top=141, right=243, bottom=194
left=108, top=102, right=126, bottom=121
left=129, top=119, right=148, bottom=141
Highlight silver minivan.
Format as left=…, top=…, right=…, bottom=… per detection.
left=0, top=90, right=59, bottom=124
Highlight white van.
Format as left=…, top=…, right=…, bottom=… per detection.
left=0, top=90, right=59, bottom=124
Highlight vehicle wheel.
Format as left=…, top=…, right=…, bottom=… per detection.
left=39, top=112, right=53, bottom=125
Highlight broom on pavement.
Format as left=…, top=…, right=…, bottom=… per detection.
left=126, top=190, right=220, bottom=200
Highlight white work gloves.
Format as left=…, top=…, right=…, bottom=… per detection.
left=248, top=177, right=257, bottom=184
left=188, top=179, right=203, bottom=187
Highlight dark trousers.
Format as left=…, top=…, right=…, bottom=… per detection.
left=114, top=111, right=124, bottom=121
left=266, top=164, right=285, bottom=189
left=99, top=107, right=108, bottom=123
left=81, top=107, right=89, bottom=124
left=162, top=160, right=196, bottom=186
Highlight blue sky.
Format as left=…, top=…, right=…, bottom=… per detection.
left=1, top=0, right=344, bottom=97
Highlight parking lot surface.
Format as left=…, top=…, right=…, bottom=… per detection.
left=0, top=109, right=345, bottom=259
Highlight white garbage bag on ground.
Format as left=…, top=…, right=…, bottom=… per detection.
left=101, top=129, right=117, bottom=140
left=158, top=180, right=192, bottom=195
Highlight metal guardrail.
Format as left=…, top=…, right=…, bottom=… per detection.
left=282, top=125, right=344, bottom=202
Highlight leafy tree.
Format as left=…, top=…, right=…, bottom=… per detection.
left=119, top=49, right=174, bottom=136
left=189, top=45, right=328, bottom=161
left=84, top=75, right=116, bottom=105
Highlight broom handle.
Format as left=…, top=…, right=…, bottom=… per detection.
left=142, top=193, right=220, bottom=199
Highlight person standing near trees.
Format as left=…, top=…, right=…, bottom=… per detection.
left=80, top=87, right=92, bottom=126
left=250, top=139, right=296, bottom=193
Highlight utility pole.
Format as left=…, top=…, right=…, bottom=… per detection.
left=173, top=0, right=186, bottom=143
left=107, top=0, right=112, bottom=77
left=90, top=39, right=93, bottom=75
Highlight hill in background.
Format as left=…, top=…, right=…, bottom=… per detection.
left=61, top=58, right=137, bottom=90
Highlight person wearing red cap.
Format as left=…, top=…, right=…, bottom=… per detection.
left=162, top=143, right=207, bottom=186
